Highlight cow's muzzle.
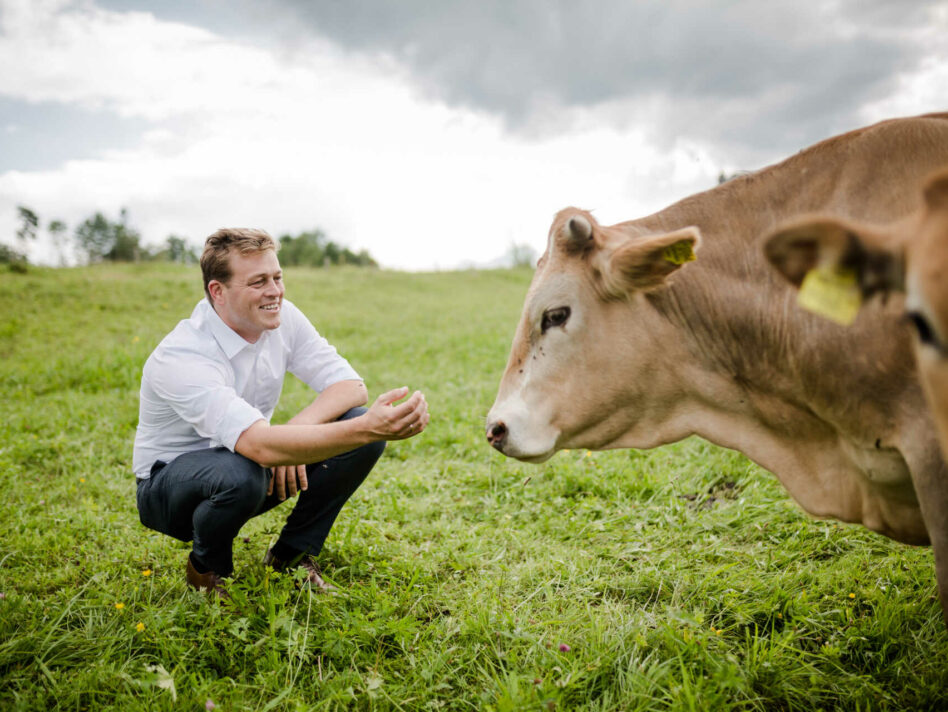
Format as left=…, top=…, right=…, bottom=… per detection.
left=486, top=420, right=508, bottom=451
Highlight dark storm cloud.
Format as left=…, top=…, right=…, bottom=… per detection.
left=255, top=0, right=941, bottom=161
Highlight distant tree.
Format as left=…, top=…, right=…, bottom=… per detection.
left=106, top=208, right=145, bottom=261
left=278, top=228, right=378, bottom=267
left=353, top=249, right=376, bottom=266
left=75, top=208, right=147, bottom=263
left=75, top=213, right=113, bottom=262
left=323, top=241, right=340, bottom=265
left=718, top=170, right=751, bottom=185
left=15, top=206, right=39, bottom=252
left=278, top=230, right=327, bottom=267
left=507, top=242, right=538, bottom=268
left=163, top=235, right=198, bottom=264
left=48, top=219, right=68, bottom=266
left=0, top=243, right=26, bottom=268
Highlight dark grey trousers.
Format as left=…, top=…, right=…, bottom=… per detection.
left=135, top=407, right=385, bottom=576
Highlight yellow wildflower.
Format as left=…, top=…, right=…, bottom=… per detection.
left=79, top=478, right=86, bottom=483
left=114, top=603, right=125, bottom=610
left=136, top=622, right=145, bottom=632
left=848, top=593, right=856, bottom=599
left=142, top=569, right=152, bottom=577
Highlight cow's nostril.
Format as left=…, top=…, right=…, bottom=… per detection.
left=487, top=421, right=508, bottom=450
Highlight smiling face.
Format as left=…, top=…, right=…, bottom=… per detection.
left=208, top=248, right=285, bottom=343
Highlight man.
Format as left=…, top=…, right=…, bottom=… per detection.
left=133, top=228, right=429, bottom=596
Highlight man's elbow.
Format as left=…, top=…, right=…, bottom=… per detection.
left=235, top=422, right=278, bottom=468
left=249, top=450, right=280, bottom=469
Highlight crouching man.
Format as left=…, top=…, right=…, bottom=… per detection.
left=132, top=228, right=429, bottom=596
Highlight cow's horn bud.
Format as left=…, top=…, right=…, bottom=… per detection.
left=565, top=215, right=593, bottom=250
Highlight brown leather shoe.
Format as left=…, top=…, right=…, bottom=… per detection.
left=185, top=555, right=228, bottom=599
left=263, top=548, right=338, bottom=593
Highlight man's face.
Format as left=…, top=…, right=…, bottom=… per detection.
left=209, top=249, right=285, bottom=342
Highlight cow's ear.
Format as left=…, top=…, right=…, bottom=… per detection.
left=763, top=216, right=904, bottom=295
left=764, top=217, right=855, bottom=287
left=603, top=226, right=701, bottom=293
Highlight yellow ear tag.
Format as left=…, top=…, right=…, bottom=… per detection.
left=797, top=265, right=862, bottom=325
left=663, top=240, right=696, bottom=265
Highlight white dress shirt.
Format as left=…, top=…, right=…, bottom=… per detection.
left=132, top=298, right=361, bottom=479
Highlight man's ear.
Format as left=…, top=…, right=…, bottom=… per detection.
left=763, top=215, right=904, bottom=295
left=207, top=279, right=226, bottom=305
left=601, top=226, right=701, bottom=295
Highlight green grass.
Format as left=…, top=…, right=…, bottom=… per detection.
left=1, top=262, right=947, bottom=711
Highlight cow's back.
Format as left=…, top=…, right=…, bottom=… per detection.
left=642, top=114, right=948, bottom=424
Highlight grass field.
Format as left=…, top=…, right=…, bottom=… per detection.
left=2, top=263, right=948, bottom=711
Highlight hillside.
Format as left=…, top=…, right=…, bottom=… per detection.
left=1, top=264, right=947, bottom=710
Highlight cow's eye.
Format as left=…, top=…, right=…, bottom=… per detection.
left=907, top=311, right=934, bottom=345
left=541, top=306, right=571, bottom=333
left=907, top=310, right=945, bottom=352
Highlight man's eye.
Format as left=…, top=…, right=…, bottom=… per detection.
left=541, top=307, right=571, bottom=333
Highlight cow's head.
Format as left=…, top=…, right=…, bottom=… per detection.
left=486, top=208, right=701, bottom=461
left=763, top=167, right=948, bottom=454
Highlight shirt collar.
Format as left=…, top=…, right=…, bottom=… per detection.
left=197, top=299, right=258, bottom=359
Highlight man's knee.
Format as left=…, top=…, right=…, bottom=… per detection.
left=208, top=451, right=268, bottom=511
left=338, top=406, right=368, bottom=422
left=334, top=405, right=385, bottom=465
left=363, top=438, right=386, bottom=463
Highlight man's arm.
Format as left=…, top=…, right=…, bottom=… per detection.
left=265, top=379, right=371, bottom=499
left=286, top=379, right=368, bottom=426
left=236, top=386, right=428, bottom=468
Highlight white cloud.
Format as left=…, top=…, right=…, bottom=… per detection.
left=0, top=0, right=721, bottom=269
left=3, top=1, right=942, bottom=270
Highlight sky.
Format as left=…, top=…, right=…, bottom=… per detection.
left=1, top=0, right=946, bottom=270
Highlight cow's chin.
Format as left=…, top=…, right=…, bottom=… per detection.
left=495, top=427, right=559, bottom=463
left=501, top=446, right=556, bottom=464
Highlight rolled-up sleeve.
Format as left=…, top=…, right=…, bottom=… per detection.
left=147, top=347, right=265, bottom=451
left=283, top=301, right=361, bottom=392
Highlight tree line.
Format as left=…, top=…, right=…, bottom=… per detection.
left=4, top=205, right=378, bottom=270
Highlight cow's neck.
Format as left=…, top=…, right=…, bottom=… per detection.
left=618, top=291, right=928, bottom=544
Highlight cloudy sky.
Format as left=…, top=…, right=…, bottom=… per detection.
left=1, top=0, right=946, bottom=269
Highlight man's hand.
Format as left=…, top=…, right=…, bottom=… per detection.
left=364, top=387, right=430, bottom=440
left=268, top=463, right=308, bottom=501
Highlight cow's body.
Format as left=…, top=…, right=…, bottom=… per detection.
left=486, top=113, right=948, bottom=616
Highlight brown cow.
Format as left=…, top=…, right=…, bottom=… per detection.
left=764, top=166, right=948, bottom=487
left=485, top=114, right=948, bottom=618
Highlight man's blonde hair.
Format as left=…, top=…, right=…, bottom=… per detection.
left=201, top=228, right=276, bottom=300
